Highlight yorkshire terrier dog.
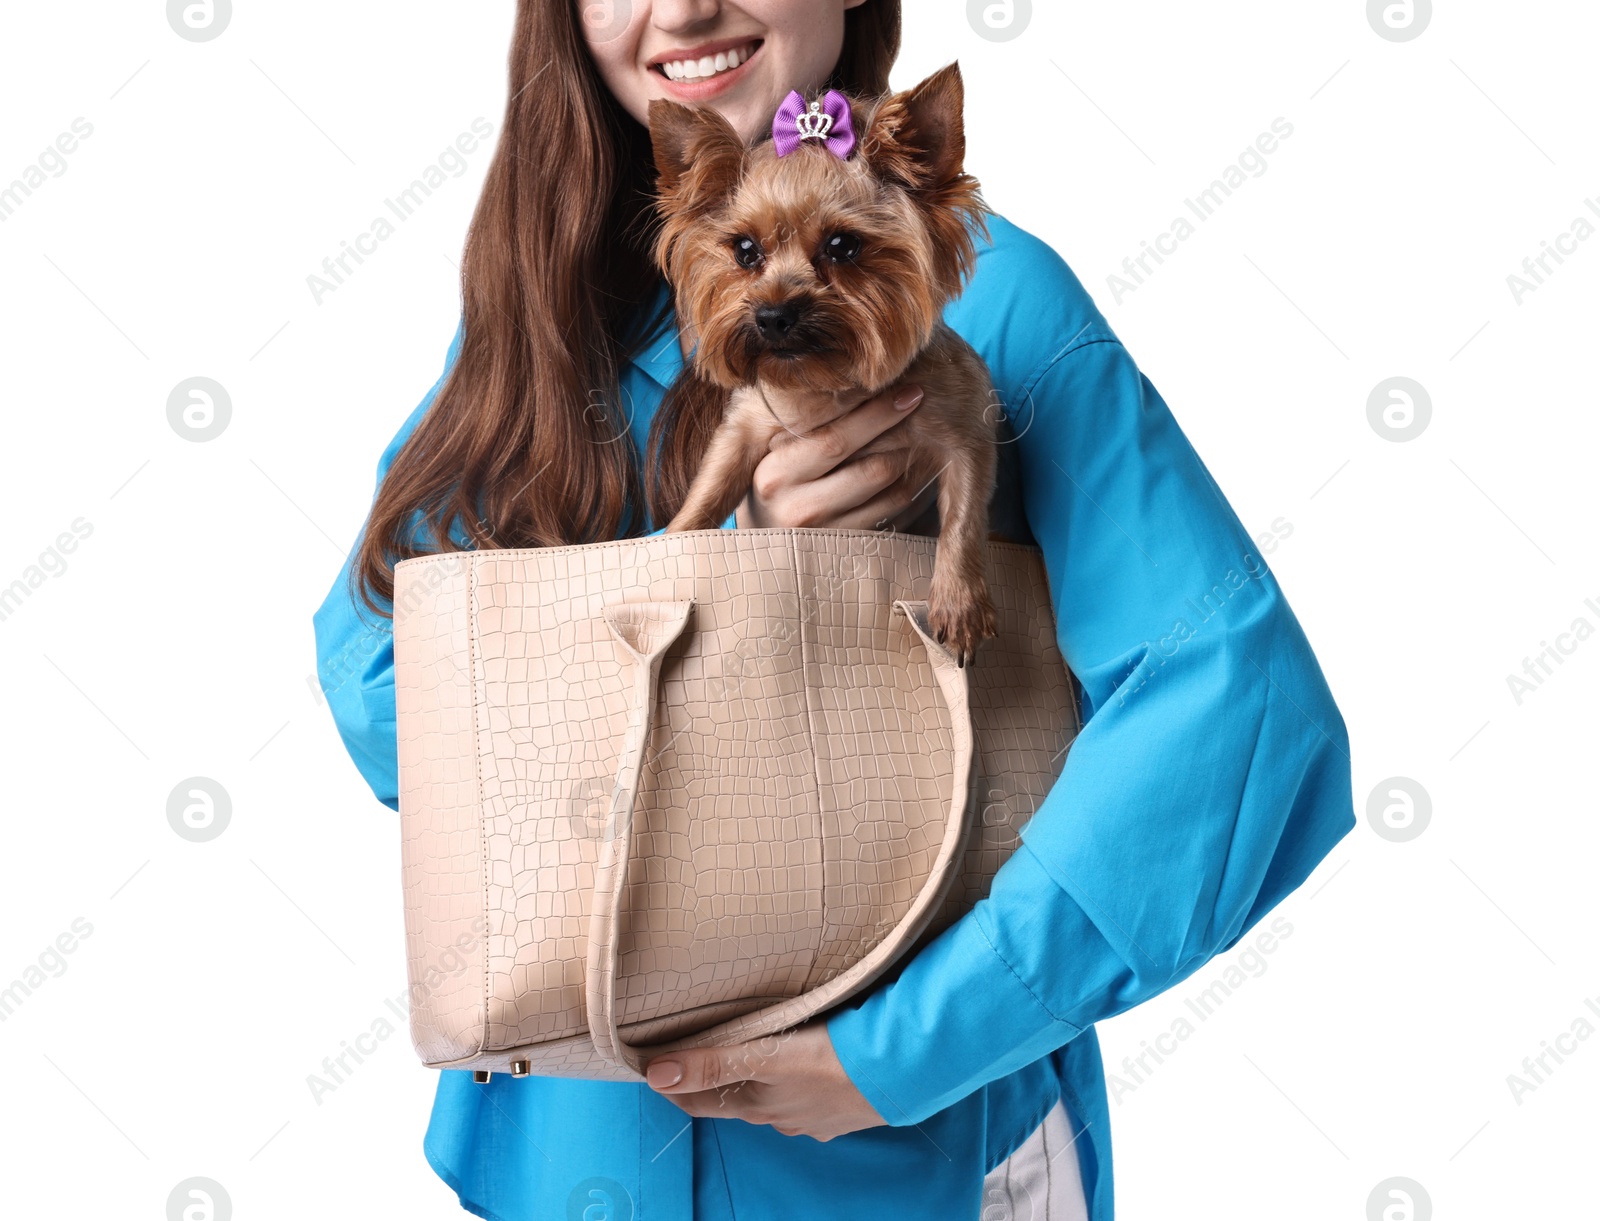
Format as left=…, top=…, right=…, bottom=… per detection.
left=648, top=63, right=999, bottom=667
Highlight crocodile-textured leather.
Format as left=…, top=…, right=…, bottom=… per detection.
left=393, top=528, right=1079, bottom=1079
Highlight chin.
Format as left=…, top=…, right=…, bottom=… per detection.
left=702, top=94, right=776, bottom=147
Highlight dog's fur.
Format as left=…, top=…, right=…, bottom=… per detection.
left=649, top=63, right=999, bottom=665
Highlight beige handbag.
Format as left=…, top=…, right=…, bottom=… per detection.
left=392, top=528, right=1079, bottom=1082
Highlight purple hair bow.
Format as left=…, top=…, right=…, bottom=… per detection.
left=772, top=89, right=856, bottom=160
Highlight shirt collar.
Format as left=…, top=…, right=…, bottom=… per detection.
left=627, top=278, right=686, bottom=389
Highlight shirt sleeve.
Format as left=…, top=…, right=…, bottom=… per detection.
left=823, top=327, right=1356, bottom=1126
left=312, top=319, right=466, bottom=810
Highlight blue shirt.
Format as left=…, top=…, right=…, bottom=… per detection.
left=313, top=213, right=1355, bottom=1220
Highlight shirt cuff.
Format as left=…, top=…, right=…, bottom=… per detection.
left=824, top=843, right=1122, bottom=1126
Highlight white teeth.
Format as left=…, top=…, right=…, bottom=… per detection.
left=661, top=44, right=754, bottom=82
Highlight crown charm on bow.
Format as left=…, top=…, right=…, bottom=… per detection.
left=772, top=90, right=856, bottom=160
left=798, top=100, right=834, bottom=141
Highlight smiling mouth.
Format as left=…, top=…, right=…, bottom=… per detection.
left=653, top=40, right=762, bottom=83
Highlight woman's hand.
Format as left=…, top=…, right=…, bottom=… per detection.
left=643, top=1022, right=887, bottom=1141
left=734, top=384, right=934, bottom=532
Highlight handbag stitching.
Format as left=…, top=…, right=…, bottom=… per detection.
left=468, top=554, right=489, bottom=1057
left=1024, top=550, right=1085, bottom=745
left=391, top=528, right=1050, bottom=571
left=790, top=530, right=829, bottom=993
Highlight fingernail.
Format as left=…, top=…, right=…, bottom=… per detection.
left=646, top=1060, right=683, bottom=1088
left=893, top=386, right=924, bottom=411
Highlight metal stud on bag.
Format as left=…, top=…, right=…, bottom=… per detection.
left=472, top=1070, right=492, bottom=1084
left=510, top=1060, right=531, bottom=1077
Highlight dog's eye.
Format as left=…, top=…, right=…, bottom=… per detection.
left=822, top=233, right=861, bottom=264
left=732, top=236, right=764, bottom=269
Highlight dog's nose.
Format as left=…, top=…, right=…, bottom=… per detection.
left=755, top=302, right=801, bottom=341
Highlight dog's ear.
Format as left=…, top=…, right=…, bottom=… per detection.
left=861, top=63, right=988, bottom=299
left=648, top=99, right=746, bottom=215
left=860, top=62, right=968, bottom=193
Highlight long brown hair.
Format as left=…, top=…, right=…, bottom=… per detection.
left=355, top=0, right=902, bottom=613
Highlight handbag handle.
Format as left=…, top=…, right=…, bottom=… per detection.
left=585, top=597, right=976, bottom=1076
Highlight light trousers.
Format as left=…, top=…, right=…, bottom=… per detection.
left=979, top=1099, right=1089, bottom=1221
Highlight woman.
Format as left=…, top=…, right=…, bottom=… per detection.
left=313, top=1, right=1356, bottom=1217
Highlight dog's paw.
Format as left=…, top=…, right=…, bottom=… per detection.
left=926, top=582, right=999, bottom=669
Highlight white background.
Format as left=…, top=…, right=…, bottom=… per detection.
left=1, top=2, right=1595, bottom=1218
